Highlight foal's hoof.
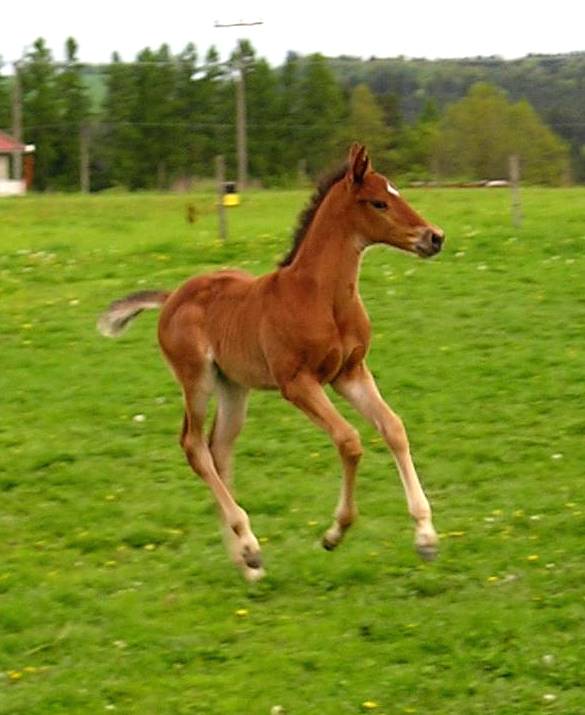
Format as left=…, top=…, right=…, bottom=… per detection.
left=416, top=543, right=438, bottom=562
left=322, top=525, right=344, bottom=551
left=322, top=535, right=337, bottom=551
left=243, top=565, right=266, bottom=583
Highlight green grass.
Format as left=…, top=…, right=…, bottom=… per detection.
left=1, top=186, right=585, bottom=714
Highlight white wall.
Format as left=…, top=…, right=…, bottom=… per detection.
left=0, top=179, right=26, bottom=196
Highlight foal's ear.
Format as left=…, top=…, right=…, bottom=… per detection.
left=347, top=143, right=371, bottom=185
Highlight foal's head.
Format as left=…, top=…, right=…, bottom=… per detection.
left=344, top=144, right=444, bottom=258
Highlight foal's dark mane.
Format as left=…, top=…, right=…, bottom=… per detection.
left=278, top=163, right=348, bottom=268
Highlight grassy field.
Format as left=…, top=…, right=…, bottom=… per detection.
left=1, top=185, right=584, bottom=714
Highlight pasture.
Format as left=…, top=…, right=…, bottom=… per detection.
left=1, top=186, right=584, bottom=714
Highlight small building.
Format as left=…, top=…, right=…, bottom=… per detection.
left=0, top=130, right=30, bottom=196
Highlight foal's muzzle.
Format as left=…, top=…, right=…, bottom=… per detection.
left=415, top=227, right=445, bottom=258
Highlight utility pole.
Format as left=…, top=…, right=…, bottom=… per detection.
left=11, top=62, right=23, bottom=181
left=235, top=58, right=247, bottom=192
left=214, top=20, right=263, bottom=192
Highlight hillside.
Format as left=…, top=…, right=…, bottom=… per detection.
left=325, top=52, right=585, bottom=179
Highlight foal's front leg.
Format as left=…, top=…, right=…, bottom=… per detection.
left=333, top=362, right=438, bottom=560
left=280, top=372, right=362, bottom=549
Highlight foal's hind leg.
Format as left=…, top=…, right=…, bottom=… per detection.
left=333, top=362, right=438, bottom=560
left=209, top=380, right=248, bottom=487
left=178, top=364, right=263, bottom=580
left=208, top=381, right=263, bottom=580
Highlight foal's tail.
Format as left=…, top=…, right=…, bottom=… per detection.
left=97, top=290, right=170, bottom=338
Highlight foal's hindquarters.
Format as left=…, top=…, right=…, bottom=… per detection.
left=157, top=272, right=270, bottom=581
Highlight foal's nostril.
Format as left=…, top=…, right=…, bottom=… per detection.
left=431, top=233, right=443, bottom=250
left=429, top=230, right=444, bottom=252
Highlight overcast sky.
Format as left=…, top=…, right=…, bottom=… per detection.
left=2, top=1, right=584, bottom=66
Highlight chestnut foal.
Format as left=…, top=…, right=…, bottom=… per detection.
left=98, top=144, right=445, bottom=581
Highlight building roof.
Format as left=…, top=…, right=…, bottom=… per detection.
left=0, top=130, right=26, bottom=153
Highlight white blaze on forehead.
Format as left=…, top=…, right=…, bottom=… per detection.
left=386, top=181, right=400, bottom=197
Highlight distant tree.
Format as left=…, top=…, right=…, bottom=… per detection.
left=102, top=52, right=140, bottom=187
left=0, top=61, right=10, bottom=131
left=297, top=54, right=345, bottom=176
left=174, top=42, right=203, bottom=178
left=20, top=39, right=61, bottom=190
left=277, top=52, right=304, bottom=179
left=393, top=99, right=440, bottom=179
left=509, top=99, right=570, bottom=184
left=198, top=46, right=233, bottom=173
left=133, top=44, right=179, bottom=188
left=54, top=38, right=91, bottom=189
left=246, top=58, right=282, bottom=181
left=434, top=83, right=569, bottom=183
left=435, top=83, right=512, bottom=179
left=341, top=83, right=389, bottom=169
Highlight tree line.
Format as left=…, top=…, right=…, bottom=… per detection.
left=0, top=38, right=573, bottom=191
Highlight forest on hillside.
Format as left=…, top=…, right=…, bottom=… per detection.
left=0, top=38, right=582, bottom=191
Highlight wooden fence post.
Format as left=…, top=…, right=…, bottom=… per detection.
left=216, top=155, right=227, bottom=242
left=509, top=154, right=522, bottom=228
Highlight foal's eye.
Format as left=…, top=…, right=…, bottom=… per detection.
left=370, top=200, right=388, bottom=210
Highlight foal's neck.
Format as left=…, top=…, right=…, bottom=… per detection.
left=286, top=189, right=364, bottom=308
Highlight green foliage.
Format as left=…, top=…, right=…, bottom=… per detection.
left=1, top=188, right=585, bottom=713
left=20, top=39, right=60, bottom=190
left=329, top=53, right=585, bottom=180
left=0, top=67, right=10, bottom=131
left=52, top=38, right=91, bottom=190
left=341, top=84, right=390, bottom=170
left=2, top=39, right=579, bottom=188
left=392, top=100, right=440, bottom=180
left=435, top=83, right=570, bottom=184
left=296, top=54, right=346, bottom=176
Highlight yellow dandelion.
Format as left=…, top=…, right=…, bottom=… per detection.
left=144, top=544, right=156, bottom=551
left=8, top=670, right=23, bottom=681
left=527, top=554, right=540, bottom=562
left=487, top=575, right=499, bottom=583
left=235, top=608, right=249, bottom=617
left=362, top=701, right=379, bottom=710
